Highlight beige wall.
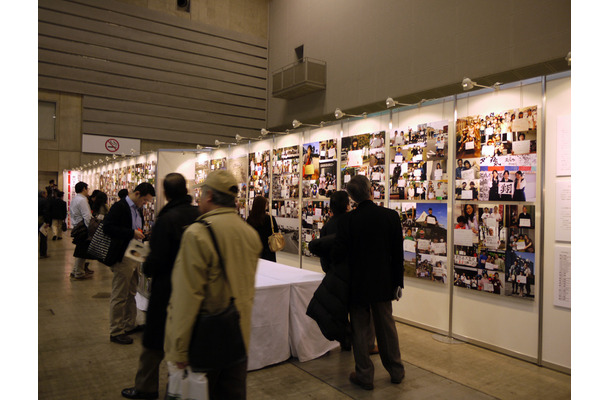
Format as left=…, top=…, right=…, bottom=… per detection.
left=39, top=0, right=269, bottom=179
left=115, top=0, right=269, bottom=39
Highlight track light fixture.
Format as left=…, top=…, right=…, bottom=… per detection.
left=334, top=108, right=367, bottom=120
left=462, top=77, right=501, bottom=91
left=214, top=139, right=237, bottom=147
left=261, top=128, right=289, bottom=136
left=292, top=119, right=323, bottom=129
left=236, top=134, right=262, bottom=142
left=385, top=97, right=430, bottom=108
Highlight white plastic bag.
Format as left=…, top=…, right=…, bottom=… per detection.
left=166, top=362, right=208, bottom=400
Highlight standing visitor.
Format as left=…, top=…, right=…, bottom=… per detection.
left=333, top=175, right=405, bottom=390
left=104, top=182, right=156, bottom=345
left=50, top=190, right=67, bottom=241
left=70, top=182, right=93, bottom=279
left=38, top=190, right=51, bottom=258
left=165, top=170, right=262, bottom=399
left=246, top=195, right=279, bottom=262
left=121, top=174, right=200, bottom=399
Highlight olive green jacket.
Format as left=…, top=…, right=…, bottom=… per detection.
left=164, top=207, right=262, bottom=363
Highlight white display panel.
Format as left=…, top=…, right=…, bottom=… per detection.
left=452, top=81, right=542, bottom=359
left=541, top=75, right=571, bottom=370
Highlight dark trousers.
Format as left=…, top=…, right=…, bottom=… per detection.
left=350, top=301, right=404, bottom=385
left=206, top=358, right=248, bottom=400
left=39, top=221, right=48, bottom=257
left=134, top=346, right=164, bottom=393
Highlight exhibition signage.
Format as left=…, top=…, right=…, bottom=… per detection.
left=82, top=134, right=141, bottom=155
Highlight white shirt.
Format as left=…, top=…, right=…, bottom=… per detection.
left=70, top=193, right=92, bottom=227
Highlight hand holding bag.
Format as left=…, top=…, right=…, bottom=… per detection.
left=70, top=220, right=88, bottom=244
left=268, top=216, right=285, bottom=252
left=166, top=362, right=209, bottom=400
left=188, top=219, right=247, bottom=373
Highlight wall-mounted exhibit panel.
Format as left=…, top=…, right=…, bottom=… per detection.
left=452, top=80, right=542, bottom=360
left=541, top=74, right=571, bottom=371
left=388, top=100, right=454, bottom=333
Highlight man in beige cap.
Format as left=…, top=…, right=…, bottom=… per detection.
left=164, top=170, right=262, bottom=400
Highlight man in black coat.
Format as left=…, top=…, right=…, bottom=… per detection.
left=122, top=174, right=200, bottom=399
left=50, top=191, right=67, bottom=240
left=38, top=190, right=51, bottom=258
left=333, top=175, right=405, bottom=390
left=104, top=182, right=155, bottom=345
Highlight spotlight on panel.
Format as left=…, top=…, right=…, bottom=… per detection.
left=334, top=108, right=367, bottom=120
left=462, top=77, right=501, bottom=91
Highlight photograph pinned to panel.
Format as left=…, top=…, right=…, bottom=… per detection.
left=453, top=203, right=535, bottom=299
left=389, top=201, right=448, bottom=283
left=341, top=131, right=386, bottom=203
left=389, top=121, right=449, bottom=201
left=456, top=106, right=537, bottom=202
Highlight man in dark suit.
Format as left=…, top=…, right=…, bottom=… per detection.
left=103, top=182, right=155, bottom=345
left=122, top=174, right=200, bottom=399
left=333, top=175, right=405, bottom=390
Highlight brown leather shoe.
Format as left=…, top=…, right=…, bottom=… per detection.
left=369, top=345, right=379, bottom=355
left=349, top=372, right=373, bottom=390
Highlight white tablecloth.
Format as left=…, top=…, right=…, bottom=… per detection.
left=255, top=260, right=339, bottom=364
left=247, top=274, right=291, bottom=371
left=136, top=258, right=337, bottom=371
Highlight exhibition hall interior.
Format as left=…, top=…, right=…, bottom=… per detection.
left=34, top=0, right=578, bottom=399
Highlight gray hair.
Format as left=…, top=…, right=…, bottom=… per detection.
left=201, top=185, right=236, bottom=208
left=346, top=175, right=371, bottom=204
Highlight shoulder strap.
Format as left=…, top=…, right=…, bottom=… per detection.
left=270, top=215, right=275, bottom=234
left=197, top=219, right=234, bottom=298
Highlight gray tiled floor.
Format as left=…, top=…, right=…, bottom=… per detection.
left=38, top=237, right=570, bottom=399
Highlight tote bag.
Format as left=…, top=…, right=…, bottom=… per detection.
left=87, top=221, right=114, bottom=266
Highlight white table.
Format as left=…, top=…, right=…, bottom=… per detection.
left=136, top=259, right=338, bottom=371
left=247, top=273, right=291, bottom=371
left=255, top=260, right=339, bottom=365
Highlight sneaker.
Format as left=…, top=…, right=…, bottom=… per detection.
left=85, top=268, right=94, bottom=275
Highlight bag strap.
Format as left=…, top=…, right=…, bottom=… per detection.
left=197, top=219, right=234, bottom=298
left=270, top=215, right=275, bottom=234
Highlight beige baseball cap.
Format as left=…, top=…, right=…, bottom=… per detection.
left=196, top=170, right=238, bottom=197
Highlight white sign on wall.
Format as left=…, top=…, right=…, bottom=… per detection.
left=82, top=134, right=141, bottom=155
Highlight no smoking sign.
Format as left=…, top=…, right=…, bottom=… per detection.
left=105, top=139, right=120, bottom=152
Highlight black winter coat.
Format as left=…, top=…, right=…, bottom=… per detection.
left=141, top=195, right=201, bottom=350
left=103, top=198, right=144, bottom=266
left=306, top=257, right=351, bottom=343
left=248, top=214, right=279, bottom=262
left=332, top=200, right=404, bottom=305
left=50, top=198, right=67, bottom=220
left=308, top=214, right=344, bottom=273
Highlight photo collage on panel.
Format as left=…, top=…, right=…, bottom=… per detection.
left=453, top=203, right=536, bottom=299
left=99, top=161, right=157, bottom=232
left=194, top=156, right=227, bottom=207
left=389, top=202, right=448, bottom=283
left=271, top=145, right=300, bottom=254
left=389, top=121, right=449, bottom=201
left=301, top=139, right=337, bottom=256
left=228, top=155, right=248, bottom=220
left=248, top=150, right=271, bottom=200
left=341, top=131, right=386, bottom=204
left=455, top=106, right=537, bottom=202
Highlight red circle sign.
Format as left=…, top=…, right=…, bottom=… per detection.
left=105, top=139, right=120, bottom=152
